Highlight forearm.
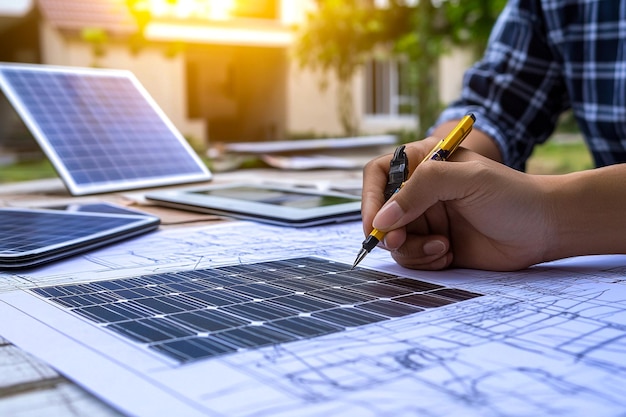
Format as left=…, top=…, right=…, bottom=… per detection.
left=544, top=164, right=626, bottom=261
left=430, top=120, right=503, bottom=163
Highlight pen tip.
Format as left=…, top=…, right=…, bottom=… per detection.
left=351, top=248, right=367, bottom=270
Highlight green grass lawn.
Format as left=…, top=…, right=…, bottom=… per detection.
left=526, top=135, right=593, bottom=174
left=0, top=158, right=57, bottom=183
left=0, top=135, right=594, bottom=183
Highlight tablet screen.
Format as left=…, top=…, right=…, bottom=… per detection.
left=191, top=186, right=358, bottom=209
left=146, top=184, right=362, bottom=227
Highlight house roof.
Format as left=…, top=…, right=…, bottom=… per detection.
left=36, top=0, right=137, bottom=35
left=33, top=0, right=295, bottom=46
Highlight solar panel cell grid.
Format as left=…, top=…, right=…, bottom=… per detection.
left=32, top=257, right=483, bottom=363
left=0, top=209, right=158, bottom=269
left=0, top=211, right=133, bottom=253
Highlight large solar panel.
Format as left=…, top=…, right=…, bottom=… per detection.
left=0, top=63, right=211, bottom=195
left=32, top=257, right=483, bottom=363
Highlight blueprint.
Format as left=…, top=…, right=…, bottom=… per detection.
left=1, top=221, right=626, bottom=417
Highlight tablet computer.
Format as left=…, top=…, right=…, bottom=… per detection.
left=0, top=206, right=160, bottom=269
left=145, top=183, right=362, bottom=227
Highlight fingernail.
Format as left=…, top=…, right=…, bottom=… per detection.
left=381, top=236, right=394, bottom=250
left=373, top=200, right=404, bottom=229
left=423, top=240, right=446, bottom=256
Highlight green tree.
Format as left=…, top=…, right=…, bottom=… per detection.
left=81, top=27, right=109, bottom=67
left=294, top=0, right=506, bottom=138
left=125, top=0, right=153, bottom=54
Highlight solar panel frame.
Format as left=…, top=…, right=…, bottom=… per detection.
left=0, top=62, right=211, bottom=195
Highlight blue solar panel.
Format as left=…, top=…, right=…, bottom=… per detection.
left=0, top=63, right=211, bottom=195
left=31, top=257, right=484, bottom=363
left=0, top=207, right=159, bottom=269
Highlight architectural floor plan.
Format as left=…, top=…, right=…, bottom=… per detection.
left=1, top=221, right=625, bottom=416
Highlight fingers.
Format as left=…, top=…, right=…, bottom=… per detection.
left=380, top=225, right=451, bottom=271
left=389, top=235, right=453, bottom=271
left=361, top=154, right=394, bottom=234
left=373, top=154, right=491, bottom=233
left=361, top=138, right=443, bottom=233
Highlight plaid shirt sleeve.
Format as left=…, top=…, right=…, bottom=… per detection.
left=433, top=0, right=570, bottom=171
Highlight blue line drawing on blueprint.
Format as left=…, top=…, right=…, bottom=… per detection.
left=209, top=270, right=626, bottom=416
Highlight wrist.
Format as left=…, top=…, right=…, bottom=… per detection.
left=544, top=166, right=626, bottom=261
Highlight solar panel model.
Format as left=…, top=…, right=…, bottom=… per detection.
left=32, top=257, right=483, bottom=363
left=0, top=63, right=211, bottom=195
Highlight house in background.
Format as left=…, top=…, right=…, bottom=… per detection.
left=0, top=0, right=471, bottom=153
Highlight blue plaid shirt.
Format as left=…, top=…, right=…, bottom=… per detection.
left=434, top=0, right=626, bottom=171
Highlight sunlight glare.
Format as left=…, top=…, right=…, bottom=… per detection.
left=146, top=0, right=236, bottom=20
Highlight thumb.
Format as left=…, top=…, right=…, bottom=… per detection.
left=372, top=160, right=477, bottom=231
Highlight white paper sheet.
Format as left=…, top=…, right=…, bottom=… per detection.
left=1, top=221, right=626, bottom=416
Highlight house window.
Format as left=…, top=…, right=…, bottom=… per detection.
left=364, top=59, right=416, bottom=117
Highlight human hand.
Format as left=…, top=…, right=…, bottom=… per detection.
left=361, top=138, right=554, bottom=271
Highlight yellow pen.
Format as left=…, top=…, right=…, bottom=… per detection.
left=351, top=113, right=476, bottom=269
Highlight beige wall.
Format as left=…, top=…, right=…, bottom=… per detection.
left=439, top=46, right=474, bottom=106
left=38, top=22, right=207, bottom=148
left=287, top=63, right=420, bottom=138
left=286, top=64, right=344, bottom=136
